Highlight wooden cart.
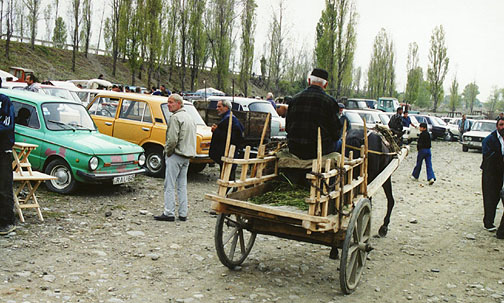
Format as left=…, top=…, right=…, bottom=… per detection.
left=205, top=125, right=408, bottom=294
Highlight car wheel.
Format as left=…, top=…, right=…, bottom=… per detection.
left=45, top=159, right=78, bottom=194
left=145, top=146, right=165, bottom=177
left=462, top=145, right=469, bottom=152
left=188, top=163, right=206, bottom=174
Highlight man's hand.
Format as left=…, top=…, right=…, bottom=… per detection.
left=211, top=124, right=217, bottom=132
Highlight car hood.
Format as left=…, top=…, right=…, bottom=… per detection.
left=45, top=131, right=144, bottom=155
left=196, top=124, right=212, bottom=139
left=464, top=130, right=491, bottom=138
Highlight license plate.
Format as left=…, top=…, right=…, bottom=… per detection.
left=113, top=174, right=135, bottom=185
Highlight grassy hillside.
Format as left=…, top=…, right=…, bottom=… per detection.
left=0, top=39, right=265, bottom=96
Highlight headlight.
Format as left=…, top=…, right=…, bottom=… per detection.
left=89, top=156, right=99, bottom=170
left=138, top=153, right=146, bottom=166
left=464, top=137, right=471, bottom=141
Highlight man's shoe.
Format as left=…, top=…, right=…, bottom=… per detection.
left=178, top=216, right=187, bottom=221
left=154, top=214, right=175, bottom=221
left=0, top=224, right=16, bottom=236
left=428, top=179, right=435, bottom=185
left=497, top=230, right=504, bottom=239
left=485, top=225, right=497, bottom=232
left=410, top=176, right=418, bottom=181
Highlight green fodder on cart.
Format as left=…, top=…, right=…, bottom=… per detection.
left=249, top=180, right=310, bottom=211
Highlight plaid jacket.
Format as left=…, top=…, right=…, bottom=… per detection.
left=286, top=85, right=341, bottom=149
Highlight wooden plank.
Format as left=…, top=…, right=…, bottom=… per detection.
left=227, top=182, right=273, bottom=201
left=205, top=193, right=332, bottom=223
left=220, top=156, right=277, bottom=165
left=238, top=146, right=251, bottom=191
left=13, top=171, right=57, bottom=181
left=367, top=147, right=408, bottom=197
left=342, top=177, right=364, bottom=194
left=217, top=173, right=277, bottom=187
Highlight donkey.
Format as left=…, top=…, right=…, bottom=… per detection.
left=345, top=128, right=396, bottom=237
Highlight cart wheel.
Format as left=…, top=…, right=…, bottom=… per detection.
left=215, top=214, right=257, bottom=269
left=340, top=198, right=372, bottom=294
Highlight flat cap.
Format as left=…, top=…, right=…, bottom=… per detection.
left=311, top=68, right=329, bottom=81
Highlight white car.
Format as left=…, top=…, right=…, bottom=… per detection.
left=346, top=109, right=386, bottom=129
left=462, top=120, right=495, bottom=152
left=207, top=96, right=286, bottom=139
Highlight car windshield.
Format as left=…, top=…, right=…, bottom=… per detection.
left=41, top=87, right=81, bottom=103
left=472, top=121, right=495, bottom=132
left=248, top=102, right=279, bottom=117
left=357, top=112, right=378, bottom=124
left=379, top=114, right=390, bottom=124
left=433, top=117, right=447, bottom=126
left=409, top=115, right=419, bottom=125
left=161, top=103, right=206, bottom=126
left=344, top=112, right=363, bottom=123
left=42, top=102, right=96, bottom=131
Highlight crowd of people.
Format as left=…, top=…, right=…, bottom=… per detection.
left=1, top=68, right=504, bottom=242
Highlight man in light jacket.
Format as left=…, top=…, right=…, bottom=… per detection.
left=154, top=94, right=196, bottom=222
left=458, top=114, right=471, bottom=142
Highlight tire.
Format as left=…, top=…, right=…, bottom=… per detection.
left=44, top=158, right=78, bottom=194
left=145, top=146, right=165, bottom=177
left=462, top=145, right=469, bottom=152
left=340, top=198, right=372, bottom=294
left=215, top=214, right=256, bottom=269
left=188, top=163, right=206, bottom=174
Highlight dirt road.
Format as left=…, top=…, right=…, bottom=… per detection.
left=1, top=141, right=503, bottom=303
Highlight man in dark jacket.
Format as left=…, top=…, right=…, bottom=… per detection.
left=481, top=118, right=504, bottom=237
left=388, top=107, right=404, bottom=146
left=0, top=93, right=16, bottom=235
left=411, top=122, right=435, bottom=185
left=209, top=99, right=244, bottom=181
left=286, top=68, right=341, bottom=160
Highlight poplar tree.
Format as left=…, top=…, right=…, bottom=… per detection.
left=70, top=0, right=81, bottom=72
left=315, top=0, right=357, bottom=97
left=187, top=0, right=207, bottom=91
left=367, top=28, right=396, bottom=99
left=126, top=0, right=144, bottom=85
left=24, top=0, right=40, bottom=49
left=145, top=0, right=162, bottom=88
left=81, top=0, right=92, bottom=57
left=427, top=25, right=449, bottom=112
left=52, top=17, right=67, bottom=49
left=267, top=0, right=285, bottom=94
left=462, top=82, right=479, bottom=113
left=449, top=77, right=459, bottom=112
left=405, top=42, right=422, bottom=104
left=207, top=0, right=235, bottom=91
left=238, top=0, right=256, bottom=96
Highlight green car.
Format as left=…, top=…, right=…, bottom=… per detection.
left=2, top=89, right=146, bottom=194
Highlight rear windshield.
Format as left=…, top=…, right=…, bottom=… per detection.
left=161, top=103, right=206, bottom=126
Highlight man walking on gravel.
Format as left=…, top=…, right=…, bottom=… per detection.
left=481, top=117, right=504, bottom=236
left=0, top=92, right=16, bottom=235
left=154, top=94, right=196, bottom=222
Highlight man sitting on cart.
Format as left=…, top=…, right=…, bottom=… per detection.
left=286, top=68, right=341, bottom=160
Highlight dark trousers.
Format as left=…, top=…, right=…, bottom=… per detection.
left=412, top=148, right=435, bottom=180
left=482, top=168, right=504, bottom=228
left=0, top=152, right=14, bottom=227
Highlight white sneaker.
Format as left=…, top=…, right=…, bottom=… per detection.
left=410, top=176, right=418, bottom=181
left=428, top=179, right=435, bottom=185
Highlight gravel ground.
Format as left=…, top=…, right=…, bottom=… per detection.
left=1, top=140, right=504, bottom=303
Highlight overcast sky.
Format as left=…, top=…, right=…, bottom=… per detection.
left=255, top=0, right=504, bottom=102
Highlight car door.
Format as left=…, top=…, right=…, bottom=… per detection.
left=12, top=100, right=43, bottom=169
left=112, top=99, right=153, bottom=145
left=87, top=96, right=120, bottom=136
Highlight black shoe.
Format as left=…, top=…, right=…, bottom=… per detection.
left=0, top=224, right=16, bottom=236
left=178, top=216, right=187, bottom=221
left=154, top=214, right=175, bottom=221
left=485, top=225, right=497, bottom=232
left=497, top=230, right=504, bottom=239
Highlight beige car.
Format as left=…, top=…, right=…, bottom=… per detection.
left=87, top=92, right=213, bottom=176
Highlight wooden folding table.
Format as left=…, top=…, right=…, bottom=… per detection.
left=12, top=142, right=56, bottom=222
